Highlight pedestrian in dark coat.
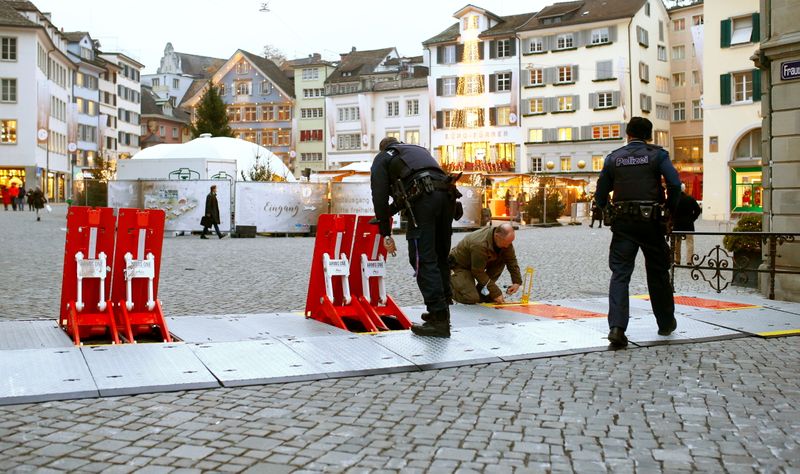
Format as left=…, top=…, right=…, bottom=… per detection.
left=590, top=200, right=603, bottom=228
left=672, top=183, right=702, bottom=264
left=31, top=187, right=46, bottom=221
left=17, top=184, right=26, bottom=212
left=201, top=185, right=226, bottom=239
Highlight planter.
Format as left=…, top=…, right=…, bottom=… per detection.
left=732, top=249, right=763, bottom=288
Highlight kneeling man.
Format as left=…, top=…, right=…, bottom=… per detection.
left=450, top=223, right=522, bottom=304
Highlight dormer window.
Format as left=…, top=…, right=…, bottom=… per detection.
left=542, top=16, right=562, bottom=25
left=462, top=15, right=480, bottom=30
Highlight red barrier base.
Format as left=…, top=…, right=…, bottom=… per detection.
left=115, top=300, right=172, bottom=343
left=357, top=295, right=411, bottom=331
left=63, top=302, right=120, bottom=345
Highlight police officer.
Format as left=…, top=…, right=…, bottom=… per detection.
left=370, top=137, right=454, bottom=337
left=595, top=117, right=681, bottom=348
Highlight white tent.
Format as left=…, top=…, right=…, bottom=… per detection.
left=131, top=135, right=296, bottom=182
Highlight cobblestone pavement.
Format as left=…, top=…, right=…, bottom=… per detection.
left=1, top=205, right=798, bottom=473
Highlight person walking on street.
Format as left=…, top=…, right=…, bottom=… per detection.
left=201, top=185, right=226, bottom=239
left=8, top=183, right=19, bottom=211
left=371, top=137, right=458, bottom=337
left=26, top=187, right=34, bottom=211
left=31, top=187, right=47, bottom=221
left=672, top=183, right=702, bottom=265
left=590, top=199, right=603, bottom=228
left=449, top=223, right=523, bottom=305
left=1, top=185, right=9, bottom=211
left=16, top=184, right=26, bottom=212
left=595, top=117, right=682, bottom=349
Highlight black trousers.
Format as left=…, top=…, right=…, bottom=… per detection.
left=608, top=219, right=674, bottom=331
left=406, top=190, right=454, bottom=313
left=202, top=223, right=222, bottom=237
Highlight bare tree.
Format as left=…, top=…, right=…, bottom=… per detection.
left=263, top=44, right=286, bottom=66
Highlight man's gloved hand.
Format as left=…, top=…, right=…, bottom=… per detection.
left=506, top=283, right=521, bottom=295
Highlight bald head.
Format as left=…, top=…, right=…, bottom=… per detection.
left=493, top=223, right=516, bottom=248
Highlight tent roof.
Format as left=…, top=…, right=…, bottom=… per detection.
left=131, top=135, right=296, bottom=182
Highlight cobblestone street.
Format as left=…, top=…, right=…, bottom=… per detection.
left=1, top=205, right=798, bottom=472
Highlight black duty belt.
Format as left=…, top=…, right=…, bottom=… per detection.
left=612, top=201, right=663, bottom=220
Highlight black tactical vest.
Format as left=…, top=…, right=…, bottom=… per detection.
left=609, top=144, right=665, bottom=203
left=386, top=143, right=444, bottom=183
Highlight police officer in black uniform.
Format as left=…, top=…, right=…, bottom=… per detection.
left=595, top=117, right=682, bottom=348
left=371, top=137, right=455, bottom=337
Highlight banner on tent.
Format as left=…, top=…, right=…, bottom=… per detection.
left=330, top=182, right=400, bottom=229
left=107, top=180, right=232, bottom=232
left=454, top=185, right=484, bottom=229
left=234, top=182, right=327, bottom=233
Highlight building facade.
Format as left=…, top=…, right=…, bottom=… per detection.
left=702, top=0, right=762, bottom=220
left=518, top=0, right=671, bottom=185
left=97, top=57, right=120, bottom=168
left=755, top=0, right=800, bottom=301
left=324, top=47, right=429, bottom=168
left=0, top=0, right=75, bottom=201
left=139, top=85, right=191, bottom=149
left=182, top=49, right=296, bottom=173
left=142, top=43, right=224, bottom=106
left=65, top=32, right=103, bottom=172
left=424, top=7, right=534, bottom=174
left=667, top=1, right=704, bottom=200
left=288, top=54, right=335, bottom=174
left=100, top=52, right=143, bottom=160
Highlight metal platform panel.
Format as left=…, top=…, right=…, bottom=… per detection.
left=571, top=314, right=744, bottom=346
left=237, top=313, right=352, bottom=339
left=453, top=304, right=549, bottom=325
left=0, top=320, right=73, bottom=350
left=682, top=307, right=800, bottom=337
left=82, top=344, right=219, bottom=397
left=167, top=315, right=260, bottom=343
left=190, top=340, right=328, bottom=387
left=518, top=319, right=612, bottom=352
left=370, top=331, right=501, bottom=370
left=452, top=324, right=587, bottom=361
left=0, top=348, right=98, bottom=406
left=281, top=335, right=418, bottom=377
left=540, top=298, right=652, bottom=319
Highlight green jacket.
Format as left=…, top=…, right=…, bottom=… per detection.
left=449, top=226, right=522, bottom=299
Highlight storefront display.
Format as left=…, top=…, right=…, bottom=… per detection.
left=731, top=167, right=763, bottom=213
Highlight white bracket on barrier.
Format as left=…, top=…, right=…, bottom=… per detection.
left=322, top=252, right=351, bottom=305
left=360, top=254, right=387, bottom=305
left=123, top=251, right=156, bottom=311
left=74, top=250, right=109, bottom=312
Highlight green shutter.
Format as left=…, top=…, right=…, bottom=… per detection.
left=720, top=74, right=732, bottom=105
left=751, top=12, right=760, bottom=42
left=752, top=69, right=762, bottom=101
left=720, top=19, right=731, bottom=48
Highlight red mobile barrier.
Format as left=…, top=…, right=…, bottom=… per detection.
left=348, top=216, right=411, bottom=331
left=304, top=214, right=380, bottom=332
left=59, top=206, right=119, bottom=345
left=110, top=208, right=171, bottom=343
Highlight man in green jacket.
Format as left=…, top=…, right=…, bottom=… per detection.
left=449, top=223, right=522, bottom=304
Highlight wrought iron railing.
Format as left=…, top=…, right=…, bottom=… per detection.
left=669, top=231, right=800, bottom=299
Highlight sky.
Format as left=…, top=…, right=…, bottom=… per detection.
left=33, top=0, right=554, bottom=74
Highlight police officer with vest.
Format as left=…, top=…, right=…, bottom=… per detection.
left=371, top=137, right=456, bottom=337
left=595, top=117, right=682, bottom=348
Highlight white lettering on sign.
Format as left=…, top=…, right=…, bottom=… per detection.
left=126, top=259, right=155, bottom=279
left=77, top=260, right=107, bottom=278
left=781, top=61, right=800, bottom=81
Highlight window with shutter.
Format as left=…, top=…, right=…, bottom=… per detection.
left=596, top=60, right=613, bottom=80
left=720, top=73, right=732, bottom=105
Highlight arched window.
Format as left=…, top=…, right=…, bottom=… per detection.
left=734, top=128, right=762, bottom=160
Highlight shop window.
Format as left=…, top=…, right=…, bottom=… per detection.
left=730, top=167, right=762, bottom=212
left=592, top=155, right=604, bottom=171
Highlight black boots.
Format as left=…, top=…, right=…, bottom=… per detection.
left=658, top=318, right=677, bottom=336
left=608, top=327, right=628, bottom=348
left=411, top=308, right=451, bottom=338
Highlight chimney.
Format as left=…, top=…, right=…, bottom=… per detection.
left=351, top=46, right=356, bottom=52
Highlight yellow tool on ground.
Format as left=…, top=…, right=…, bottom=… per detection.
left=520, top=266, right=535, bottom=305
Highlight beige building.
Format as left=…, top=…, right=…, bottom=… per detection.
left=702, top=0, right=762, bottom=221
left=755, top=0, right=800, bottom=301
left=667, top=1, right=704, bottom=200
left=287, top=54, right=335, bottom=175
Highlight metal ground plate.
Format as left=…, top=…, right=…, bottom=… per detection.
left=453, top=324, right=585, bottom=361
left=237, top=313, right=352, bottom=339
left=82, top=343, right=219, bottom=396
left=0, top=348, right=98, bottom=406
left=190, top=340, right=328, bottom=387
left=282, top=335, right=418, bottom=377
left=682, top=307, right=800, bottom=337
left=370, top=331, right=501, bottom=369
left=679, top=291, right=800, bottom=315
left=572, top=314, right=744, bottom=346
left=0, top=320, right=73, bottom=350
left=518, top=319, right=611, bottom=352
left=167, top=315, right=259, bottom=343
